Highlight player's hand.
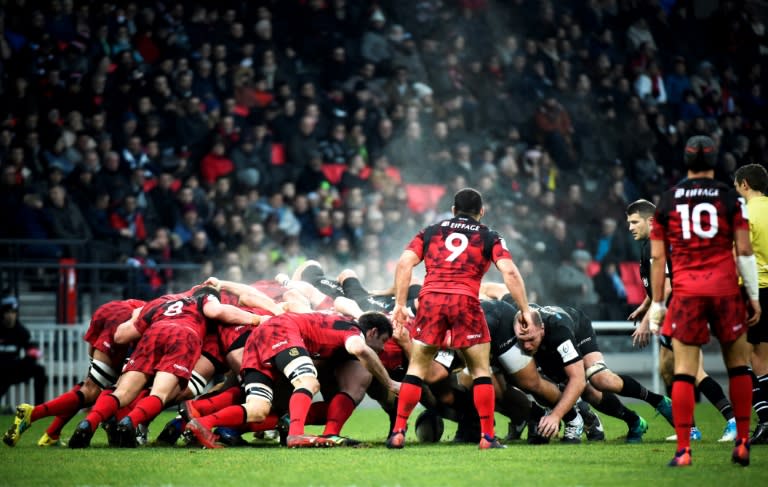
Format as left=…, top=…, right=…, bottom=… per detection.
left=391, top=304, right=410, bottom=328
left=203, top=276, right=221, bottom=291
left=747, top=298, right=762, bottom=327
left=388, top=380, right=401, bottom=395
left=627, top=305, right=645, bottom=322
left=392, top=321, right=410, bottom=346
left=632, top=314, right=651, bottom=349
left=538, top=413, right=561, bottom=439
left=648, top=301, right=666, bottom=334
left=517, top=309, right=536, bottom=332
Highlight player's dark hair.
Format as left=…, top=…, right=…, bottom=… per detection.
left=357, top=311, right=393, bottom=337
left=626, top=199, right=656, bottom=218
left=734, top=164, right=768, bottom=194
left=683, top=135, right=717, bottom=171
left=453, top=187, right=483, bottom=216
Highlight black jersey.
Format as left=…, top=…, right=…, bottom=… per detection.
left=482, top=299, right=519, bottom=362
left=533, top=305, right=599, bottom=383
left=639, top=239, right=652, bottom=299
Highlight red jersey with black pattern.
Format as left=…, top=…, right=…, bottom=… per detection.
left=651, top=178, right=749, bottom=296
left=135, top=288, right=216, bottom=338
left=257, top=311, right=362, bottom=359
left=83, top=299, right=145, bottom=357
left=406, top=216, right=512, bottom=299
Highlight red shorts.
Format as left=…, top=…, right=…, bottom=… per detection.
left=662, top=293, right=748, bottom=345
left=123, top=322, right=202, bottom=385
left=201, top=333, right=226, bottom=370
left=83, top=301, right=138, bottom=362
left=240, top=322, right=304, bottom=381
left=379, top=339, right=406, bottom=373
left=412, top=293, right=489, bottom=348
left=219, top=325, right=250, bottom=352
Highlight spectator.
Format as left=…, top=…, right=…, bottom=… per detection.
left=592, top=259, right=629, bottom=321
left=0, top=295, right=47, bottom=405
left=554, top=249, right=599, bottom=309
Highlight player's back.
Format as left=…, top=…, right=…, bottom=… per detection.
left=654, top=178, right=745, bottom=296
left=137, top=289, right=208, bottom=336
left=292, top=312, right=362, bottom=359
left=90, top=299, right=145, bottom=331
left=417, top=216, right=503, bottom=298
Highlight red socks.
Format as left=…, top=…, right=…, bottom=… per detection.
left=393, top=375, right=423, bottom=432
left=192, top=386, right=243, bottom=417
left=306, top=401, right=328, bottom=425
left=473, top=377, right=495, bottom=439
left=288, top=389, right=314, bottom=436
left=672, top=375, right=696, bottom=450
left=246, top=414, right=279, bottom=432
left=32, top=387, right=84, bottom=421
left=728, top=367, right=753, bottom=438
left=85, top=393, right=120, bottom=430
left=322, top=393, right=357, bottom=436
left=199, top=405, right=248, bottom=430
left=126, top=395, right=165, bottom=426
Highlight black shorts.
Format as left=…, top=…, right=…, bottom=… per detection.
left=299, top=264, right=345, bottom=299
left=576, top=328, right=600, bottom=356
left=747, top=287, right=768, bottom=344
left=342, top=277, right=390, bottom=312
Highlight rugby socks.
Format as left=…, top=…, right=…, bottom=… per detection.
left=562, top=407, right=578, bottom=422
left=671, top=375, right=696, bottom=451
left=473, top=377, right=495, bottom=439
left=323, top=392, right=357, bottom=436
left=618, top=374, right=664, bottom=408
left=697, top=376, right=734, bottom=420
left=593, top=392, right=639, bottom=426
left=85, top=393, right=121, bottom=430
left=45, top=416, right=69, bottom=438
left=192, top=386, right=242, bottom=417
left=393, top=375, right=423, bottom=432
left=753, top=372, right=768, bottom=423
left=126, top=395, right=164, bottom=426
left=306, top=401, right=329, bottom=425
left=32, top=387, right=85, bottom=421
left=728, top=367, right=753, bottom=438
left=288, top=388, right=314, bottom=436
left=199, top=405, right=248, bottom=429
left=246, top=413, right=279, bottom=432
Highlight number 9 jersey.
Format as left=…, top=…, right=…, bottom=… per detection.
left=651, top=177, right=749, bottom=297
left=406, top=215, right=513, bottom=298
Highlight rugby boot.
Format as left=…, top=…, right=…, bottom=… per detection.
left=386, top=429, right=406, bottom=449
left=731, top=438, right=750, bottom=467
left=626, top=416, right=648, bottom=443
left=101, top=416, right=120, bottom=447
left=178, top=400, right=201, bottom=422
left=668, top=447, right=692, bottom=467
left=321, top=434, right=363, bottom=447
left=654, top=396, right=674, bottom=427
left=286, top=434, right=335, bottom=448
left=214, top=427, right=247, bottom=446
left=68, top=420, right=95, bottom=449
left=155, top=416, right=184, bottom=446
left=505, top=420, right=526, bottom=441
left=561, top=412, right=584, bottom=444
left=37, top=432, right=61, bottom=447
left=3, top=403, right=33, bottom=447
left=116, top=417, right=138, bottom=448
left=665, top=426, right=702, bottom=442
left=185, top=419, right=221, bottom=449
left=479, top=434, right=507, bottom=449
left=718, top=418, right=737, bottom=443
left=751, top=422, right=768, bottom=444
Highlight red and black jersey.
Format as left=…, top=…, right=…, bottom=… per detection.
left=84, top=299, right=145, bottom=343
left=651, top=177, right=748, bottom=297
left=135, top=287, right=220, bottom=338
left=258, top=311, right=362, bottom=360
left=406, top=216, right=513, bottom=298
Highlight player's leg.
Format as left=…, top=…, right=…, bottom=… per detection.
left=668, top=338, right=700, bottom=463
left=583, top=351, right=671, bottom=425
left=582, top=382, right=647, bottom=442
left=748, top=287, right=768, bottom=443
left=387, top=341, right=438, bottom=448
left=693, top=356, right=736, bottom=442
left=462, top=341, right=504, bottom=447
left=720, top=333, right=753, bottom=466
left=321, top=359, right=371, bottom=438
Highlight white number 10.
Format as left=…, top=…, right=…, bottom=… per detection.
left=676, top=203, right=718, bottom=239
left=445, top=232, right=469, bottom=261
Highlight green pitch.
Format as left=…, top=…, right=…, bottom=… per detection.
left=1, top=405, right=765, bottom=486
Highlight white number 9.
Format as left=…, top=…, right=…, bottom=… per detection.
left=445, top=232, right=469, bottom=262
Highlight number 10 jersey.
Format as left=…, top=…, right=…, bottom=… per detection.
left=651, top=177, right=749, bottom=297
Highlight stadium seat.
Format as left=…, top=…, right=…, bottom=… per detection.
left=321, top=164, right=347, bottom=186
left=585, top=261, right=601, bottom=278
left=404, top=184, right=446, bottom=214
left=271, top=143, right=286, bottom=165
left=619, top=262, right=646, bottom=305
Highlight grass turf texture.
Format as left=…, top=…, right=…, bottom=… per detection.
left=1, top=405, right=766, bottom=486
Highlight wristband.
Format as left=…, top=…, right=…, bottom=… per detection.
left=737, top=254, right=760, bottom=301
left=649, top=301, right=666, bottom=333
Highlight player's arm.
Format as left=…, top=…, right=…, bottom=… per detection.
left=649, top=239, right=668, bottom=332
left=735, top=227, right=762, bottom=326
left=391, top=323, right=448, bottom=384
left=113, top=306, right=145, bottom=345
left=628, top=296, right=651, bottom=321
left=539, top=360, right=585, bottom=438
left=496, top=258, right=532, bottom=321
left=238, top=292, right=284, bottom=317
left=392, top=249, right=420, bottom=326
left=345, top=335, right=400, bottom=394
left=333, top=296, right=365, bottom=319
left=203, top=297, right=261, bottom=326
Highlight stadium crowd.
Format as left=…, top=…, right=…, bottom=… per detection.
left=0, top=0, right=765, bottom=320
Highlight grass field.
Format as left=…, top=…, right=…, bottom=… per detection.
left=1, top=404, right=766, bottom=487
